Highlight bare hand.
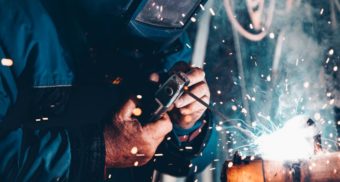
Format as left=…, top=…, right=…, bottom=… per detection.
left=171, top=67, right=210, bottom=129
left=104, top=99, right=172, bottom=168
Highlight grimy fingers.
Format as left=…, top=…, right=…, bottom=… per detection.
left=143, top=113, right=172, bottom=141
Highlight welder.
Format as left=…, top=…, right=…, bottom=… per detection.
left=0, top=0, right=217, bottom=181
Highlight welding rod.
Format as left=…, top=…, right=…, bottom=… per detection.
left=184, top=90, right=231, bottom=123
left=185, top=90, right=258, bottom=139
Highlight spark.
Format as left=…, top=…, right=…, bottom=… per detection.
left=136, top=95, right=142, bottom=99
left=112, top=77, right=122, bottom=85
left=249, top=24, right=254, bottom=29
left=209, top=8, right=216, bottom=16
left=1, top=58, right=13, bottom=66
left=132, top=108, right=142, bottom=116
left=255, top=115, right=319, bottom=161
left=199, top=4, right=205, bottom=11
left=131, top=147, right=138, bottom=154
left=320, top=8, right=324, bottom=15
left=190, top=17, right=197, bottom=22
left=185, top=146, right=193, bottom=150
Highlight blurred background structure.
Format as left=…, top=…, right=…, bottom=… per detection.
left=158, top=0, right=340, bottom=181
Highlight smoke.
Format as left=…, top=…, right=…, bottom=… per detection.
left=202, top=0, right=339, bottom=161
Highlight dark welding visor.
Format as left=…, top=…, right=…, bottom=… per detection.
left=135, top=0, right=201, bottom=28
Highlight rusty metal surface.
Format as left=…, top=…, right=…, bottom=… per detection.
left=224, top=152, right=340, bottom=182
left=262, top=160, right=293, bottom=182
left=226, top=160, right=264, bottom=182
left=300, top=152, right=340, bottom=182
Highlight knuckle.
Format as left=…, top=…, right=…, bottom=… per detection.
left=192, top=69, right=201, bottom=76
left=192, top=68, right=205, bottom=77
left=114, top=113, right=122, bottom=122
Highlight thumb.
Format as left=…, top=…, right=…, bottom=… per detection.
left=144, top=113, right=173, bottom=140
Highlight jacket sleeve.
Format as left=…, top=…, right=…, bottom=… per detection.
left=155, top=111, right=217, bottom=176
left=155, top=33, right=217, bottom=176
left=0, top=124, right=105, bottom=182
left=0, top=44, right=105, bottom=182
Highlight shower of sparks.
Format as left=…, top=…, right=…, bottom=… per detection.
left=255, top=115, right=319, bottom=161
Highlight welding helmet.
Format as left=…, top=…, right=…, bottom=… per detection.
left=125, top=0, right=207, bottom=43
left=74, top=0, right=207, bottom=51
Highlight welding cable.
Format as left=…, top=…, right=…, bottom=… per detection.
left=223, top=0, right=275, bottom=41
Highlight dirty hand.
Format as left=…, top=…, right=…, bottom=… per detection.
left=104, top=99, right=172, bottom=168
